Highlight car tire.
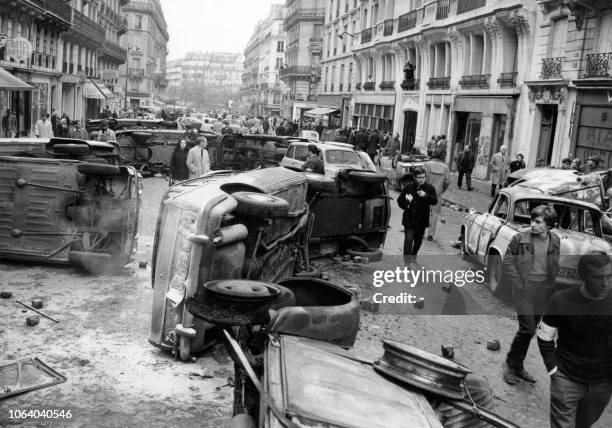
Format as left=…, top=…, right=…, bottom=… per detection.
left=303, top=173, right=335, bottom=193
left=346, top=248, right=383, bottom=262
left=77, top=163, right=122, bottom=176
left=51, top=143, right=90, bottom=156
left=232, top=191, right=290, bottom=218
left=347, top=170, right=387, bottom=184
left=68, top=251, right=112, bottom=274
left=487, top=253, right=503, bottom=294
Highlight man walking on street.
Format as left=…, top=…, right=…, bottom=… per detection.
left=502, top=205, right=560, bottom=385
left=35, top=113, right=53, bottom=138
left=424, top=151, right=450, bottom=241
left=367, top=130, right=380, bottom=162
left=186, top=137, right=210, bottom=179
left=2, top=109, right=17, bottom=138
left=397, top=166, right=437, bottom=267
left=489, top=145, right=510, bottom=197
left=456, top=144, right=475, bottom=190
left=386, top=132, right=401, bottom=168
left=537, top=252, right=612, bottom=428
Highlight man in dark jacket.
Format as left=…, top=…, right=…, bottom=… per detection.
left=367, top=130, right=380, bottom=162
left=502, top=205, right=560, bottom=385
left=456, top=144, right=475, bottom=190
left=355, top=128, right=368, bottom=151
left=397, top=166, right=437, bottom=267
left=302, top=144, right=324, bottom=174
left=537, top=252, right=612, bottom=428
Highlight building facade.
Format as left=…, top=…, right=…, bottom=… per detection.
left=519, top=0, right=612, bottom=170
left=0, top=0, right=131, bottom=134
left=319, top=0, right=361, bottom=128
left=240, top=4, right=287, bottom=116
left=121, top=0, right=168, bottom=111
left=280, top=0, right=325, bottom=120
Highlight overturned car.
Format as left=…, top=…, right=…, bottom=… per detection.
left=0, top=138, right=141, bottom=272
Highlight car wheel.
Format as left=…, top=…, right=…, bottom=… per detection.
left=232, top=191, right=290, bottom=218
left=487, top=254, right=502, bottom=294
left=347, top=170, right=387, bottom=184
left=303, top=173, right=335, bottom=193
left=139, top=164, right=153, bottom=177
left=346, top=248, right=383, bottom=262
left=77, top=163, right=122, bottom=176
left=51, top=143, right=90, bottom=156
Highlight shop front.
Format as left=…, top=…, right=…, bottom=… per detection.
left=451, top=96, right=516, bottom=180
left=0, top=68, right=34, bottom=137
left=571, top=89, right=612, bottom=170
left=83, top=78, right=106, bottom=120
left=316, top=94, right=349, bottom=128
left=353, top=93, right=395, bottom=133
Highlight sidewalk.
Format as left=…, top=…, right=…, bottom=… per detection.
left=441, top=172, right=492, bottom=213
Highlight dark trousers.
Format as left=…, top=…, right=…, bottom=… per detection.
left=403, top=227, right=425, bottom=263
left=458, top=170, right=472, bottom=188
left=491, top=184, right=498, bottom=197
left=550, top=369, right=612, bottom=428
left=506, top=283, right=549, bottom=370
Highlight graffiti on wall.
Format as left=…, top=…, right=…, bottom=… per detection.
left=476, top=135, right=491, bottom=166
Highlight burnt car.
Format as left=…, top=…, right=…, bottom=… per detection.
left=216, top=134, right=310, bottom=171
left=0, top=137, right=120, bottom=164
left=380, top=152, right=429, bottom=190
left=0, top=139, right=141, bottom=272
left=149, top=168, right=314, bottom=360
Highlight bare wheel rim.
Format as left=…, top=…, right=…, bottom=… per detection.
left=489, top=256, right=501, bottom=292
left=82, top=232, right=109, bottom=251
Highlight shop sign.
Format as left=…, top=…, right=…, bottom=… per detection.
left=6, top=37, right=32, bottom=62
left=101, top=70, right=119, bottom=80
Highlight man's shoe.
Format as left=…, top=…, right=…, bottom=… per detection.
left=467, top=187, right=474, bottom=191
left=502, top=363, right=520, bottom=385
left=516, top=368, right=536, bottom=383
left=427, top=235, right=433, bottom=241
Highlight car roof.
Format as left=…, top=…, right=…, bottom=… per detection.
left=288, top=140, right=355, bottom=151
left=500, top=187, right=602, bottom=212
left=510, top=167, right=603, bottom=190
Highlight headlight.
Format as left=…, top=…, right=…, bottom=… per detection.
left=169, top=211, right=198, bottom=292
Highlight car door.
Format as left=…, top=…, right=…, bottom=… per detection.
left=475, top=194, right=509, bottom=255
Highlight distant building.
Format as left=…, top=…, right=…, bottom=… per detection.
left=167, top=52, right=244, bottom=91
left=241, top=4, right=287, bottom=116
left=280, top=0, right=325, bottom=120
left=121, top=0, right=169, bottom=111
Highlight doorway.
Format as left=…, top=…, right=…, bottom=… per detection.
left=402, top=110, right=417, bottom=154
left=537, top=104, right=558, bottom=166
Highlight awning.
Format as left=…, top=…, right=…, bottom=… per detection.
left=304, top=107, right=339, bottom=116
left=94, top=80, right=115, bottom=99
left=83, top=79, right=106, bottom=99
left=0, top=67, right=32, bottom=91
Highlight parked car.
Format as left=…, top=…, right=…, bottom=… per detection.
left=148, top=167, right=313, bottom=360
left=0, top=137, right=120, bottom=164
left=0, top=141, right=141, bottom=272
left=216, top=134, right=310, bottom=171
left=379, top=152, right=429, bottom=190
left=298, top=129, right=320, bottom=141
left=462, top=187, right=612, bottom=299
left=280, top=141, right=390, bottom=258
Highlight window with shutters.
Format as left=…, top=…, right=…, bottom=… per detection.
left=548, top=17, right=568, bottom=58
left=597, top=12, right=612, bottom=53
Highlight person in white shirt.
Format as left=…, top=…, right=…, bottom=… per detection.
left=35, top=113, right=53, bottom=138
left=186, top=137, right=210, bottom=178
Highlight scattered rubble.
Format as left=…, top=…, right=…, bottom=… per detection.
left=26, top=315, right=40, bottom=326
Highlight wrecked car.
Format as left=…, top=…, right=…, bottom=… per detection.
left=461, top=187, right=612, bottom=298
left=280, top=141, right=390, bottom=259
left=0, top=143, right=141, bottom=271
left=148, top=167, right=318, bottom=360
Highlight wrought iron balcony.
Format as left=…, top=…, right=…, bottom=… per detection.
left=379, top=81, right=395, bottom=91
left=399, top=10, right=418, bottom=32
left=584, top=52, right=611, bottom=78
left=361, top=28, right=372, bottom=44
left=279, top=66, right=320, bottom=79
left=101, top=40, right=127, bottom=63
left=497, top=72, right=517, bottom=87
left=459, top=74, right=490, bottom=88
left=436, top=0, right=450, bottom=20
left=284, top=7, right=325, bottom=29
left=427, top=77, right=451, bottom=89
left=457, top=0, right=486, bottom=15
left=66, top=9, right=106, bottom=45
left=401, top=79, right=420, bottom=91
left=383, top=19, right=394, bottom=36
left=541, top=57, right=564, bottom=79
left=363, top=81, right=375, bottom=91
left=43, top=0, right=72, bottom=25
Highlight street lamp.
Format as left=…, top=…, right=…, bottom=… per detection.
left=338, top=32, right=354, bottom=40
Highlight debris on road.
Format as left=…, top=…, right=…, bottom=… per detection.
left=359, top=298, right=379, bottom=313
left=441, top=345, right=454, bottom=359
left=487, top=340, right=501, bottom=351
left=31, top=299, right=43, bottom=309
left=25, top=315, right=40, bottom=326
left=0, top=291, right=12, bottom=299
left=15, top=300, right=59, bottom=323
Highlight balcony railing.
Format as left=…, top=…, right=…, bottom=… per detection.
left=383, top=19, right=394, bottom=36
left=436, top=0, right=450, bottom=20
left=44, top=0, right=72, bottom=24
left=285, top=7, right=325, bottom=29
left=541, top=57, right=564, bottom=79
left=401, top=79, right=420, bottom=90
left=69, top=9, right=106, bottom=43
left=279, top=66, right=320, bottom=79
left=30, top=51, right=56, bottom=69
left=398, top=10, right=418, bottom=32
left=457, top=0, right=486, bottom=15
left=363, top=81, right=375, bottom=91
left=459, top=74, right=490, bottom=88
left=427, top=76, right=451, bottom=89
left=584, top=52, right=611, bottom=78
left=101, top=41, right=127, bottom=63
left=379, top=81, right=395, bottom=90
left=497, top=72, right=517, bottom=87
left=361, top=28, right=372, bottom=44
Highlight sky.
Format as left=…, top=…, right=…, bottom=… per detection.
left=160, top=0, right=282, bottom=60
